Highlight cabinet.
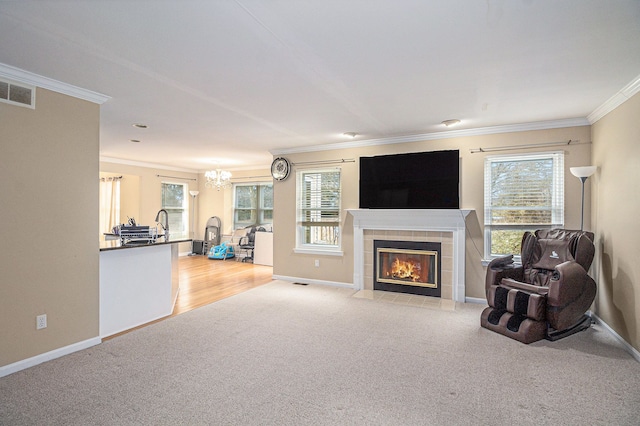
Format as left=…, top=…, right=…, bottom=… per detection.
left=253, top=231, right=273, bottom=266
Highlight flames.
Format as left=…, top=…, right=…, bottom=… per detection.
left=387, top=257, right=422, bottom=282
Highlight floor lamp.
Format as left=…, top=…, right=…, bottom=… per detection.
left=570, top=166, right=597, bottom=231
left=189, top=191, right=199, bottom=253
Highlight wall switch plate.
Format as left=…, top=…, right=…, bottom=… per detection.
left=36, top=314, right=47, bottom=330
left=314, top=259, right=320, bottom=267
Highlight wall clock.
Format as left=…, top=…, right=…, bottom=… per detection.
left=271, top=157, right=291, bottom=181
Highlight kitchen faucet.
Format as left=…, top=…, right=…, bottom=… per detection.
left=155, top=209, right=169, bottom=238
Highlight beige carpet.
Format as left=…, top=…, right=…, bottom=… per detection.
left=1, top=281, right=639, bottom=425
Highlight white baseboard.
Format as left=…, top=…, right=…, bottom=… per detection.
left=0, top=337, right=102, bottom=378
left=465, top=296, right=486, bottom=304
left=589, top=312, right=640, bottom=363
left=272, top=275, right=355, bottom=289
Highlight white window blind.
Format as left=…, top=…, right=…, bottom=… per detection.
left=484, top=151, right=564, bottom=257
left=297, top=169, right=341, bottom=249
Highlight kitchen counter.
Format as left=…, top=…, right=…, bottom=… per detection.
left=99, top=236, right=191, bottom=251
left=99, top=237, right=190, bottom=338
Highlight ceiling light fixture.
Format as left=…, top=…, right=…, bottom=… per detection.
left=132, top=123, right=148, bottom=129
left=129, top=139, right=141, bottom=143
left=343, top=132, right=358, bottom=138
left=442, top=119, right=461, bottom=127
left=205, top=169, right=232, bottom=191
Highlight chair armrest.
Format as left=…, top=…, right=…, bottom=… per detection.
left=547, top=261, right=589, bottom=307
left=547, top=261, right=596, bottom=330
left=485, top=256, right=524, bottom=298
left=488, top=255, right=515, bottom=269
left=500, top=278, right=549, bottom=295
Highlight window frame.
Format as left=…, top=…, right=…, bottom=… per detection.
left=294, top=167, right=343, bottom=256
left=161, top=181, right=189, bottom=240
left=483, top=151, right=564, bottom=260
left=232, top=182, right=273, bottom=230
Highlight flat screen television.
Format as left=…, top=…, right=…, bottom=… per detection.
left=359, top=150, right=459, bottom=209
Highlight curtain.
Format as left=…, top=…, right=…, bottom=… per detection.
left=100, top=177, right=121, bottom=236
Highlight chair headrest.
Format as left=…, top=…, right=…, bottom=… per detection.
left=521, top=229, right=595, bottom=272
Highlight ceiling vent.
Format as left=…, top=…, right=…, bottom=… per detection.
left=0, top=78, right=35, bottom=109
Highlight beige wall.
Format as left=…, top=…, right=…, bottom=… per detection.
left=273, top=125, right=593, bottom=298
left=592, top=92, right=640, bottom=352
left=0, top=88, right=100, bottom=367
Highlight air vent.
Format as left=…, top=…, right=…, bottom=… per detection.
left=0, top=78, right=35, bottom=108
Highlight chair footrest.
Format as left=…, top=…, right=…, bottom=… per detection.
left=488, top=284, right=547, bottom=321
left=481, top=307, right=547, bottom=344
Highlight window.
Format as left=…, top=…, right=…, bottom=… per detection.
left=296, top=168, right=341, bottom=253
left=233, top=183, right=273, bottom=229
left=484, top=152, right=564, bottom=258
left=161, top=182, right=188, bottom=239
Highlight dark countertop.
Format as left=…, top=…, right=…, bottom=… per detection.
left=100, top=237, right=192, bottom=251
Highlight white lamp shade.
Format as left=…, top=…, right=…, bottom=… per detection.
left=570, top=166, right=597, bottom=178
left=189, top=190, right=199, bottom=196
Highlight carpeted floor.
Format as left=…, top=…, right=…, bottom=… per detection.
left=1, top=281, right=639, bottom=425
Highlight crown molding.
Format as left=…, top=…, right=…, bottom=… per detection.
left=0, top=63, right=110, bottom=104
left=100, top=156, right=198, bottom=173
left=588, top=73, right=640, bottom=124
left=270, top=117, right=590, bottom=155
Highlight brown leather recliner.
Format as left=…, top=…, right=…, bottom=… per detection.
left=480, top=229, right=596, bottom=344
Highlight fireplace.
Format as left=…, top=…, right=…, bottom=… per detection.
left=374, top=240, right=441, bottom=297
left=347, top=209, right=472, bottom=302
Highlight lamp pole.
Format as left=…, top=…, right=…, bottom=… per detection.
left=570, top=166, right=597, bottom=232
left=578, top=176, right=587, bottom=231
left=189, top=190, right=199, bottom=238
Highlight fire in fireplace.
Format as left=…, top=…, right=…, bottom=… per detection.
left=374, top=240, right=441, bottom=297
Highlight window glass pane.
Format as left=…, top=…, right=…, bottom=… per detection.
left=161, top=182, right=188, bottom=239
left=162, top=183, right=185, bottom=208
left=484, top=152, right=563, bottom=258
left=298, top=169, right=341, bottom=247
left=233, top=183, right=273, bottom=229
left=261, top=209, right=273, bottom=222
left=490, top=229, right=536, bottom=256
left=236, top=186, right=257, bottom=209
left=236, top=209, right=255, bottom=222
left=261, top=184, right=273, bottom=209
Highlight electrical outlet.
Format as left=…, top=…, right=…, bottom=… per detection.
left=314, top=259, right=320, bottom=267
left=36, top=314, right=47, bottom=330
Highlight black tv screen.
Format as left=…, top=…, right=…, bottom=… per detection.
left=359, top=150, right=459, bottom=209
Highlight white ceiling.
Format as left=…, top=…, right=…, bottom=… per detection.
left=1, top=1, right=639, bottom=171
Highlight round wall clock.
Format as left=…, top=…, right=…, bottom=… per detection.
left=271, top=157, right=291, bottom=181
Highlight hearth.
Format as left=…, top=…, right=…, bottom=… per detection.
left=374, top=240, right=441, bottom=297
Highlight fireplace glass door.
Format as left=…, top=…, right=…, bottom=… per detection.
left=373, top=240, right=441, bottom=297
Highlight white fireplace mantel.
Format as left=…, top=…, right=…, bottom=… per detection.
left=347, top=209, right=472, bottom=303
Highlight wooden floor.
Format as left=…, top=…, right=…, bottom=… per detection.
left=172, top=255, right=274, bottom=316
left=104, top=256, right=273, bottom=340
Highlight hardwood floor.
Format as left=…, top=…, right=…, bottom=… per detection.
left=173, top=255, right=274, bottom=316
left=104, top=256, right=273, bottom=340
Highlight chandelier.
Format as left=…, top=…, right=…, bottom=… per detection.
left=205, top=169, right=232, bottom=191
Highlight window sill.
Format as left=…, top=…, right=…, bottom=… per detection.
left=294, top=247, right=344, bottom=257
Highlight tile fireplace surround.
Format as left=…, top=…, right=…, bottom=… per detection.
left=347, top=209, right=472, bottom=303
